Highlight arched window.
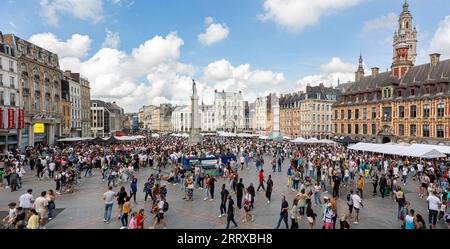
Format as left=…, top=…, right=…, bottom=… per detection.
left=21, top=63, right=27, bottom=75
left=406, top=22, right=409, bottom=29
left=32, top=67, right=39, bottom=77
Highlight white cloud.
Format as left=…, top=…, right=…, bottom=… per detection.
left=39, top=0, right=104, bottom=26
left=54, top=32, right=187, bottom=111
left=28, top=32, right=91, bottom=58
left=102, top=28, right=120, bottom=49
left=297, top=57, right=359, bottom=89
left=202, top=59, right=285, bottom=100
left=44, top=31, right=283, bottom=111
left=361, top=12, right=397, bottom=35
left=320, top=57, right=355, bottom=74
left=205, top=16, right=214, bottom=25
left=198, top=17, right=230, bottom=45
left=258, top=0, right=363, bottom=33
left=429, top=15, right=450, bottom=59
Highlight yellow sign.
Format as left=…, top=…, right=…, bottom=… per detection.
left=34, top=123, right=45, bottom=134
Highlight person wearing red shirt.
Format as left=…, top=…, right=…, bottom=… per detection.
left=136, top=209, right=145, bottom=229
left=257, top=169, right=265, bottom=192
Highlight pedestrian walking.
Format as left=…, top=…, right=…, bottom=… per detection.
left=219, top=184, right=229, bottom=218
left=103, top=186, right=116, bottom=224
left=265, top=175, right=273, bottom=203
left=275, top=195, right=289, bottom=229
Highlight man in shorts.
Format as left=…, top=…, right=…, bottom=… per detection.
left=34, top=191, right=48, bottom=228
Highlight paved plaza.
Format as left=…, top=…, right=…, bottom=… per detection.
left=0, top=154, right=446, bottom=229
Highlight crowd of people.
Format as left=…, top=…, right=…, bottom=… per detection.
left=0, top=135, right=449, bottom=229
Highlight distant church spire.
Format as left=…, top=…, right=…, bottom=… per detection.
left=355, top=53, right=365, bottom=82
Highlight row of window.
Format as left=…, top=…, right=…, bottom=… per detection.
left=399, top=104, right=445, bottom=118
left=342, top=85, right=446, bottom=103
left=281, top=102, right=332, bottom=111
left=334, top=124, right=446, bottom=138
left=335, top=103, right=446, bottom=120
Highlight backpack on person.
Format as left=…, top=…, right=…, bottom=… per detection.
left=346, top=193, right=353, bottom=205
left=163, top=201, right=169, bottom=212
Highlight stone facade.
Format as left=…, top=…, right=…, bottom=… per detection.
left=151, top=104, right=173, bottom=133
left=332, top=1, right=450, bottom=145
left=280, top=83, right=338, bottom=138
left=0, top=34, right=22, bottom=150
left=214, top=90, right=245, bottom=132
left=3, top=34, right=63, bottom=146
left=255, top=93, right=279, bottom=135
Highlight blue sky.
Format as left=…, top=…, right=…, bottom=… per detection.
left=1, top=0, right=449, bottom=111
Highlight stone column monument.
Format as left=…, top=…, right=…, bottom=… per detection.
left=189, top=79, right=202, bottom=145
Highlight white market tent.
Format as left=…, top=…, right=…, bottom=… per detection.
left=151, top=133, right=160, bottom=138
left=259, top=135, right=269, bottom=140
left=319, top=139, right=337, bottom=145
left=290, top=137, right=306, bottom=143
left=305, top=138, right=319, bottom=143
left=56, top=137, right=94, bottom=142
left=115, top=135, right=146, bottom=141
left=409, top=144, right=450, bottom=155
left=283, top=136, right=292, bottom=140
left=348, top=142, right=447, bottom=158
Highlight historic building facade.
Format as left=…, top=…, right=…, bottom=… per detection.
left=91, top=100, right=124, bottom=137
left=300, top=84, right=338, bottom=139
left=332, top=1, right=450, bottom=145
left=214, top=90, right=245, bottom=132
left=280, top=84, right=339, bottom=139
left=61, top=71, right=81, bottom=137
left=200, top=102, right=215, bottom=132
left=138, top=105, right=158, bottom=131
left=151, top=103, right=173, bottom=133
left=254, top=93, right=280, bottom=135
left=0, top=33, right=22, bottom=150
left=3, top=34, right=63, bottom=146
left=280, top=92, right=303, bottom=137
left=171, top=105, right=191, bottom=133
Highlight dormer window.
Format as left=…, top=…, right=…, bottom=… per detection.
left=425, top=87, right=430, bottom=94
left=397, top=90, right=402, bottom=97
left=383, top=87, right=392, bottom=99
left=410, top=88, right=415, bottom=96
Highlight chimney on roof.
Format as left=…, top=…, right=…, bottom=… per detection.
left=319, top=83, right=325, bottom=91
left=306, top=83, right=312, bottom=93
left=430, top=53, right=441, bottom=67
left=371, top=67, right=380, bottom=77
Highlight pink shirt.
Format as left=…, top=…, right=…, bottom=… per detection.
left=128, top=218, right=137, bottom=229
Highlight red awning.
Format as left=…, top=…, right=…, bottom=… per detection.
left=115, top=132, right=125, bottom=137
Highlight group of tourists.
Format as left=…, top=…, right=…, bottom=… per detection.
left=0, top=135, right=449, bottom=229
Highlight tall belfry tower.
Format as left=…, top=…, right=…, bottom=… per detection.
left=392, top=0, right=417, bottom=65
left=392, top=1, right=416, bottom=78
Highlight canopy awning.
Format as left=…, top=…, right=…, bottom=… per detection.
left=348, top=142, right=447, bottom=158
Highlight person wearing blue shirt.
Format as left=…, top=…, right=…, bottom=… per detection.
left=130, top=177, right=138, bottom=203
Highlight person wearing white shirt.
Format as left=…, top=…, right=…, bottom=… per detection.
left=351, top=190, right=363, bottom=224
left=19, top=189, right=34, bottom=210
left=427, top=191, right=441, bottom=229
left=49, top=162, right=56, bottom=178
